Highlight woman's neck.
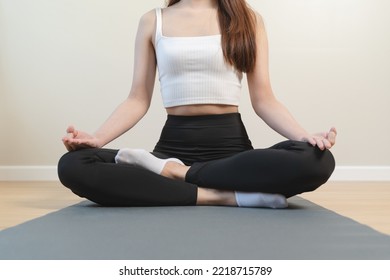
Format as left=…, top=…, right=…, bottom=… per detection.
left=178, top=0, right=217, bottom=9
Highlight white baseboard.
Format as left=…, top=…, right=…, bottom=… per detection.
left=0, top=165, right=389, bottom=182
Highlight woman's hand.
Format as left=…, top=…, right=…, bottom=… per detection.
left=302, top=127, right=337, bottom=150
left=62, top=126, right=102, bottom=151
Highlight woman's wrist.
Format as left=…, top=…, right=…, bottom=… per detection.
left=286, top=130, right=311, bottom=142
left=91, top=133, right=107, bottom=148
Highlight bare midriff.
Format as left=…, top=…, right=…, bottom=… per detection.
left=166, top=104, right=238, bottom=116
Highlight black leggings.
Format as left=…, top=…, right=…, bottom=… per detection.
left=58, top=113, right=335, bottom=206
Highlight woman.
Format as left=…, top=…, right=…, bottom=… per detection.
left=59, top=0, right=336, bottom=208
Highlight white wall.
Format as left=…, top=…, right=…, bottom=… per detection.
left=1, top=0, right=389, bottom=180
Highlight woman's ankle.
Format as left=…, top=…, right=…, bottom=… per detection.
left=161, top=162, right=190, bottom=181
left=196, top=188, right=237, bottom=206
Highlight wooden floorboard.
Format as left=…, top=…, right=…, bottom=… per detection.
left=300, top=181, right=390, bottom=235
left=0, top=181, right=389, bottom=235
left=0, top=181, right=83, bottom=231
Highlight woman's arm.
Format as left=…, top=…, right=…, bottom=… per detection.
left=63, top=10, right=157, bottom=151
left=246, top=13, right=336, bottom=150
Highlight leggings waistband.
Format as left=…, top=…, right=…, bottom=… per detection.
left=166, top=112, right=243, bottom=124
left=153, top=113, right=253, bottom=165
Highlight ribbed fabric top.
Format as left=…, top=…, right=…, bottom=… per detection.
left=154, top=8, right=243, bottom=108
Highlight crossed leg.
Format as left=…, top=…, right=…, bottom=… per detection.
left=115, top=148, right=291, bottom=208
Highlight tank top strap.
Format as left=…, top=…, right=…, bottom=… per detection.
left=155, top=8, right=163, bottom=41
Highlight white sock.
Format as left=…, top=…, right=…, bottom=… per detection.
left=235, top=192, right=288, bottom=209
left=115, top=148, right=184, bottom=174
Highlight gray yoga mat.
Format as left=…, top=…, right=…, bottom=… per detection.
left=0, top=197, right=389, bottom=260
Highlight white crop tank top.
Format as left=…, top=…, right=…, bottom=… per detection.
left=154, top=8, right=243, bottom=108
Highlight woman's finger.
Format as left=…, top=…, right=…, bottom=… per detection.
left=62, top=138, right=75, bottom=151
left=315, top=137, right=325, bottom=150
left=66, top=126, right=74, bottom=134
left=322, top=138, right=332, bottom=149
left=327, top=127, right=337, bottom=145
left=66, top=126, right=78, bottom=139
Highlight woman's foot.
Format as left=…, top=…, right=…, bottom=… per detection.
left=235, top=192, right=288, bottom=209
left=197, top=188, right=288, bottom=209
left=115, top=148, right=186, bottom=177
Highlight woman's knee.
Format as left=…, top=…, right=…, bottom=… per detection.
left=57, top=151, right=84, bottom=188
left=57, top=150, right=107, bottom=202
left=283, top=141, right=336, bottom=184
left=57, top=153, right=72, bottom=184
left=304, top=148, right=335, bottom=192
left=316, top=148, right=335, bottom=182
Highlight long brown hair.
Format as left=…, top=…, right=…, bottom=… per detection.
left=166, top=0, right=257, bottom=73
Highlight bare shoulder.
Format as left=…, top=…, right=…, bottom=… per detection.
left=252, top=10, right=265, bottom=30
left=140, top=9, right=156, bottom=22
left=137, top=9, right=157, bottom=36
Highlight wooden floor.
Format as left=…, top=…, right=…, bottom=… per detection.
left=0, top=181, right=389, bottom=235
left=300, top=181, right=390, bottom=235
